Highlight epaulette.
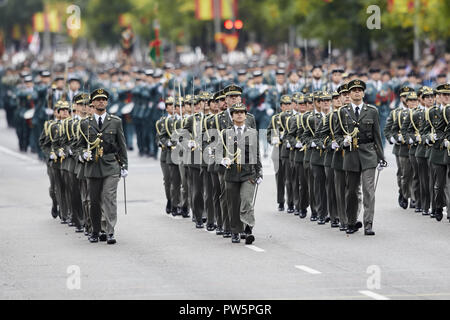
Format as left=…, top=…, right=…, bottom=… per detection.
left=109, top=114, right=121, bottom=121
left=365, top=104, right=377, bottom=111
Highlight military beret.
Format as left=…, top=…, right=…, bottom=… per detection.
left=73, top=93, right=90, bottom=104
left=230, top=102, right=247, bottom=114
left=223, top=84, right=243, bottom=96
left=348, top=79, right=366, bottom=91
left=90, top=88, right=109, bottom=101
left=280, top=95, right=292, bottom=104
left=436, top=83, right=450, bottom=94
left=337, top=83, right=349, bottom=94
left=399, top=86, right=413, bottom=96
left=406, top=92, right=418, bottom=100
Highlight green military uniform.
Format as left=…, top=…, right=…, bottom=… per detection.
left=221, top=103, right=262, bottom=244
left=77, top=89, right=128, bottom=243
left=335, top=80, right=385, bottom=235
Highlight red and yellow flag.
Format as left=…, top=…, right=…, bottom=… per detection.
left=195, top=0, right=238, bottom=20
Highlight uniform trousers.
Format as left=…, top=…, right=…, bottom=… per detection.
left=346, top=168, right=376, bottom=230
left=226, top=180, right=256, bottom=234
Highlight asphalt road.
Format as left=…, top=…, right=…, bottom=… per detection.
left=1, top=112, right=450, bottom=300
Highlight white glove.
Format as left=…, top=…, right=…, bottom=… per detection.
left=286, top=142, right=291, bottom=148
left=408, top=138, right=414, bottom=145
left=78, top=155, right=84, bottom=162
left=221, top=157, right=232, bottom=167
left=256, top=177, right=263, bottom=185
left=416, top=135, right=421, bottom=142
left=376, top=163, right=384, bottom=172
left=58, top=150, right=65, bottom=158
left=45, top=108, right=54, bottom=116
left=259, top=84, right=268, bottom=94
left=390, top=137, right=396, bottom=144
left=295, top=141, right=302, bottom=149
left=167, top=140, right=172, bottom=147
left=49, top=153, right=56, bottom=160
left=68, top=148, right=73, bottom=155
left=432, top=133, right=437, bottom=141
left=343, top=136, right=351, bottom=147
left=397, top=135, right=403, bottom=142
left=188, top=140, right=195, bottom=148
left=426, top=138, right=430, bottom=145
left=271, top=136, right=280, bottom=145
left=120, top=168, right=128, bottom=178
left=311, top=141, right=316, bottom=148
left=331, top=141, right=339, bottom=150
left=208, top=147, right=213, bottom=156
left=83, top=150, right=92, bottom=161
left=280, top=132, right=284, bottom=139
left=266, top=108, right=274, bottom=116
left=445, top=140, right=449, bottom=148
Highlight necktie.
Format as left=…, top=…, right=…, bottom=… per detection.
left=355, top=106, right=360, bottom=120
left=98, top=116, right=103, bottom=129
left=237, top=127, right=243, bottom=140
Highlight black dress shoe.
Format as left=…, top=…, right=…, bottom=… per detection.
left=415, top=207, right=422, bottom=213
left=196, top=222, right=204, bottom=229
left=181, top=207, right=190, bottom=218
left=354, top=221, right=363, bottom=230
left=216, top=227, right=224, bottom=235
left=364, top=229, right=375, bottom=236
left=107, top=234, right=116, bottom=244
left=60, top=219, right=67, bottom=224
left=206, top=224, right=216, bottom=232
left=51, top=206, right=58, bottom=219
left=231, top=233, right=240, bottom=243
left=430, top=210, right=436, bottom=218
left=68, top=221, right=76, bottom=227
left=400, top=198, right=408, bottom=210
left=240, top=232, right=247, bottom=239
left=294, top=210, right=300, bottom=216
left=422, top=210, right=430, bottom=216
left=435, top=209, right=443, bottom=222
left=278, top=203, right=285, bottom=212
left=202, top=217, right=207, bottom=223
left=325, top=217, right=331, bottom=223
left=346, top=226, right=355, bottom=234
left=89, top=235, right=99, bottom=243
left=299, top=210, right=307, bottom=219
left=331, top=220, right=340, bottom=228
left=339, top=224, right=347, bottom=231
left=409, top=200, right=416, bottom=209
left=165, top=200, right=171, bottom=214
left=287, top=205, right=295, bottom=214
left=99, top=232, right=107, bottom=242
left=245, top=235, right=255, bottom=245
left=75, top=226, right=84, bottom=233
left=310, top=215, right=318, bottom=222
left=171, top=208, right=178, bottom=216
left=223, top=231, right=232, bottom=238
left=317, top=218, right=325, bottom=225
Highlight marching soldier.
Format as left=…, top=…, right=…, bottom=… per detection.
left=220, top=103, right=262, bottom=244
left=77, top=89, right=128, bottom=244
left=335, top=79, right=385, bottom=235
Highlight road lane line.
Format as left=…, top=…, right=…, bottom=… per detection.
left=0, top=145, right=38, bottom=164
left=295, top=265, right=322, bottom=274
left=359, top=290, right=390, bottom=300
left=245, top=245, right=265, bottom=252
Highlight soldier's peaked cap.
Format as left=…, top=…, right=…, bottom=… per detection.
left=90, top=88, right=109, bottom=101
left=73, top=93, right=90, bottom=104
left=399, top=86, right=413, bottom=96
left=223, top=84, right=243, bottom=96
left=348, top=79, right=366, bottom=91
left=436, top=83, right=450, bottom=94
left=230, top=102, right=247, bottom=114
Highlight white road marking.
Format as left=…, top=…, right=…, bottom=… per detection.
left=245, top=245, right=265, bottom=252
left=295, top=265, right=322, bottom=274
left=359, top=290, right=390, bottom=300
left=0, top=145, right=39, bottom=164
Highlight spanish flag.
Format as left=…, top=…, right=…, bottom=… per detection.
left=195, top=0, right=238, bottom=21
